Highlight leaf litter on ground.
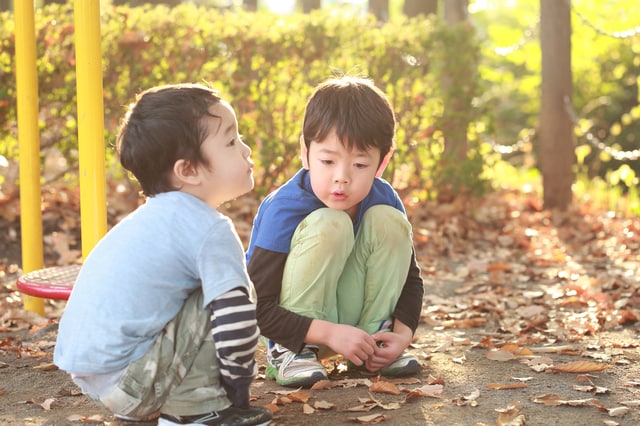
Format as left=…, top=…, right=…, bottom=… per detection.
left=2, top=185, right=640, bottom=424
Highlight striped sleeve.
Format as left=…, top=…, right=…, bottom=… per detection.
left=209, top=287, right=259, bottom=408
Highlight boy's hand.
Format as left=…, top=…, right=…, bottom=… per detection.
left=365, top=320, right=413, bottom=372
left=364, top=330, right=410, bottom=372
left=326, top=323, right=377, bottom=366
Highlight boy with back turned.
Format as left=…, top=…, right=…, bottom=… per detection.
left=55, top=83, right=272, bottom=426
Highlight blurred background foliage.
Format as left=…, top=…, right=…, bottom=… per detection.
left=0, top=0, right=639, bottom=211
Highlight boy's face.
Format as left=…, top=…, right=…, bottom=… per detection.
left=195, top=101, right=254, bottom=206
left=303, top=129, right=386, bottom=220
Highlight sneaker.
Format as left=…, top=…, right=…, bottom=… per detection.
left=266, top=342, right=328, bottom=387
left=348, top=319, right=421, bottom=377
left=379, top=352, right=421, bottom=377
left=348, top=351, right=421, bottom=377
left=157, top=406, right=272, bottom=426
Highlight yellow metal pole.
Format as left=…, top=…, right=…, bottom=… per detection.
left=74, top=0, right=107, bottom=256
left=15, top=1, right=45, bottom=315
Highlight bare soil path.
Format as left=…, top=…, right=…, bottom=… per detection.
left=2, top=190, right=640, bottom=425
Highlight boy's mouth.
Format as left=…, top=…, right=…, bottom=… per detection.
left=331, top=191, right=347, bottom=200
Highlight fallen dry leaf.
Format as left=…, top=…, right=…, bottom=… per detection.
left=348, top=413, right=389, bottom=424
left=533, top=393, right=605, bottom=409
left=573, top=384, right=609, bottom=394
left=549, top=361, right=608, bottom=373
left=486, top=382, right=528, bottom=390
left=495, top=401, right=526, bottom=426
left=403, top=384, right=444, bottom=401
left=33, top=362, right=58, bottom=371
left=313, top=400, right=335, bottom=410
left=369, top=380, right=400, bottom=395
left=608, top=406, right=629, bottom=417
left=286, top=390, right=311, bottom=403
left=486, top=350, right=516, bottom=362
left=38, top=398, right=56, bottom=411
left=311, top=380, right=335, bottom=390
left=452, top=389, right=480, bottom=407
left=65, top=414, right=105, bottom=423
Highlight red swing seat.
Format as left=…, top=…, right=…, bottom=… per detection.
left=16, top=264, right=81, bottom=301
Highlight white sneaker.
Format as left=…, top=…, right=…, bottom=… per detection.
left=266, top=342, right=328, bottom=387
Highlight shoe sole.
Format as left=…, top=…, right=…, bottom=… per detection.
left=158, top=417, right=271, bottom=426
left=380, top=360, right=421, bottom=377
left=347, top=360, right=422, bottom=377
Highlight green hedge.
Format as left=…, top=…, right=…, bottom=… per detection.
left=0, top=3, right=482, bottom=199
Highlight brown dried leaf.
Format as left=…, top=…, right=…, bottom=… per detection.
left=264, top=403, right=280, bottom=412
left=33, top=362, right=58, bottom=371
left=495, top=402, right=526, bottom=426
left=532, top=394, right=564, bottom=406
left=369, top=380, right=400, bottom=395
left=486, top=382, right=528, bottom=390
left=608, top=407, right=629, bottom=417
left=549, top=361, right=608, bottom=373
left=404, top=384, right=444, bottom=401
left=38, top=398, right=56, bottom=411
left=311, top=379, right=336, bottom=390
left=533, top=394, right=604, bottom=409
left=427, top=375, right=446, bottom=385
left=313, top=400, right=335, bottom=410
left=486, top=350, right=516, bottom=362
left=287, top=390, right=311, bottom=403
left=452, top=389, right=480, bottom=407
left=348, top=413, right=389, bottom=424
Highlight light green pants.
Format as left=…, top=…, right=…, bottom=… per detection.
left=97, top=289, right=230, bottom=419
left=280, top=205, right=412, bottom=354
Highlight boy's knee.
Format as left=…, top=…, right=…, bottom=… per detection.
left=303, top=208, right=353, bottom=234
left=291, top=208, right=354, bottom=254
left=362, top=205, right=411, bottom=237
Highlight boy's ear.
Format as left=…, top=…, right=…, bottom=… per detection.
left=173, top=159, right=200, bottom=185
left=375, top=149, right=393, bottom=178
left=300, top=135, right=310, bottom=170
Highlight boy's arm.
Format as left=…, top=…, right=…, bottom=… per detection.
left=391, top=249, right=424, bottom=334
left=209, top=287, right=259, bottom=408
left=247, top=246, right=312, bottom=353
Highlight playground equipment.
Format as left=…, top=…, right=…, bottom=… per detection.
left=14, top=0, right=107, bottom=315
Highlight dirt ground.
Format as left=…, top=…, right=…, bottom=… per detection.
left=2, top=191, right=640, bottom=425
left=2, top=272, right=639, bottom=426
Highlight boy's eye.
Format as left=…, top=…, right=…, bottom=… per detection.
left=320, top=159, right=334, bottom=165
left=354, top=163, right=368, bottom=169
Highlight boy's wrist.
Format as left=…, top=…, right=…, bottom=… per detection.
left=391, top=319, right=413, bottom=342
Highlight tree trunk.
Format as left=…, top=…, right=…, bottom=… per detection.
left=444, top=0, right=468, bottom=23
left=441, top=0, right=469, bottom=163
left=302, top=0, right=321, bottom=13
left=0, top=0, right=11, bottom=12
left=369, top=0, right=389, bottom=22
left=403, top=0, right=437, bottom=17
left=540, top=0, right=574, bottom=210
left=244, top=0, right=258, bottom=11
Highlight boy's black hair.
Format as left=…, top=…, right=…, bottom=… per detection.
left=301, top=76, right=396, bottom=164
left=116, top=83, right=222, bottom=197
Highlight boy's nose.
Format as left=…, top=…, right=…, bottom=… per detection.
left=334, top=174, right=350, bottom=183
left=242, top=140, right=252, bottom=156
